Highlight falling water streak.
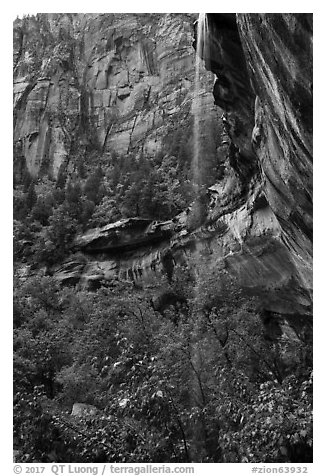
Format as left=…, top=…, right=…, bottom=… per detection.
left=192, top=13, right=208, bottom=194
left=190, top=13, right=209, bottom=462
left=189, top=14, right=310, bottom=458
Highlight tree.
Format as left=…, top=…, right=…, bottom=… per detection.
left=218, top=373, right=313, bottom=463
left=83, top=167, right=104, bottom=205
left=25, top=181, right=38, bottom=210
left=13, top=261, right=312, bottom=463
left=90, top=196, right=122, bottom=226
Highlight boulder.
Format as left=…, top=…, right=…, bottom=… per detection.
left=71, top=402, right=98, bottom=417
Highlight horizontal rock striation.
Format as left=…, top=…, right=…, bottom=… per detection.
left=56, top=169, right=311, bottom=317
left=14, top=14, right=313, bottom=323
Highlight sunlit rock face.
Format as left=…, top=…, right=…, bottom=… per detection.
left=13, top=13, right=218, bottom=179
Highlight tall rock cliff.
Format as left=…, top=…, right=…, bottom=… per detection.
left=196, top=13, right=312, bottom=322
left=202, top=13, right=312, bottom=276
left=14, top=13, right=218, bottom=180
left=13, top=13, right=313, bottom=328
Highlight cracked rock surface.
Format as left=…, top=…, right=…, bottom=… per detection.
left=14, top=13, right=313, bottom=324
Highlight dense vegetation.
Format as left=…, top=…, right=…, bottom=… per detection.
left=14, top=140, right=197, bottom=267
left=14, top=12, right=312, bottom=465
left=13, top=98, right=312, bottom=465
left=14, top=256, right=312, bottom=463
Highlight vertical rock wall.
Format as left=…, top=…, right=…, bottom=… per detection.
left=13, top=13, right=219, bottom=180
left=14, top=13, right=313, bottom=323
left=198, top=13, right=313, bottom=314
left=237, top=14, right=312, bottom=268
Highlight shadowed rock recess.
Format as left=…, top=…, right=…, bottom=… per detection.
left=198, top=13, right=312, bottom=321
left=14, top=14, right=312, bottom=326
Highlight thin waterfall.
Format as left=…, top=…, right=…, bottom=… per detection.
left=192, top=13, right=209, bottom=194
left=189, top=13, right=210, bottom=462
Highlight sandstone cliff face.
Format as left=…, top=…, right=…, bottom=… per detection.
left=238, top=14, right=312, bottom=262
left=14, top=14, right=313, bottom=324
left=194, top=13, right=312, bottom=320
left=14, top=13, right=218, bottom=180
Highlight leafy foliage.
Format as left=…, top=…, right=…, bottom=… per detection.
left=13, top=15, right=311, bottom=461
left=13, top=262, right=312, bottom=463
left=13, top=142, right=197, bottom=268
